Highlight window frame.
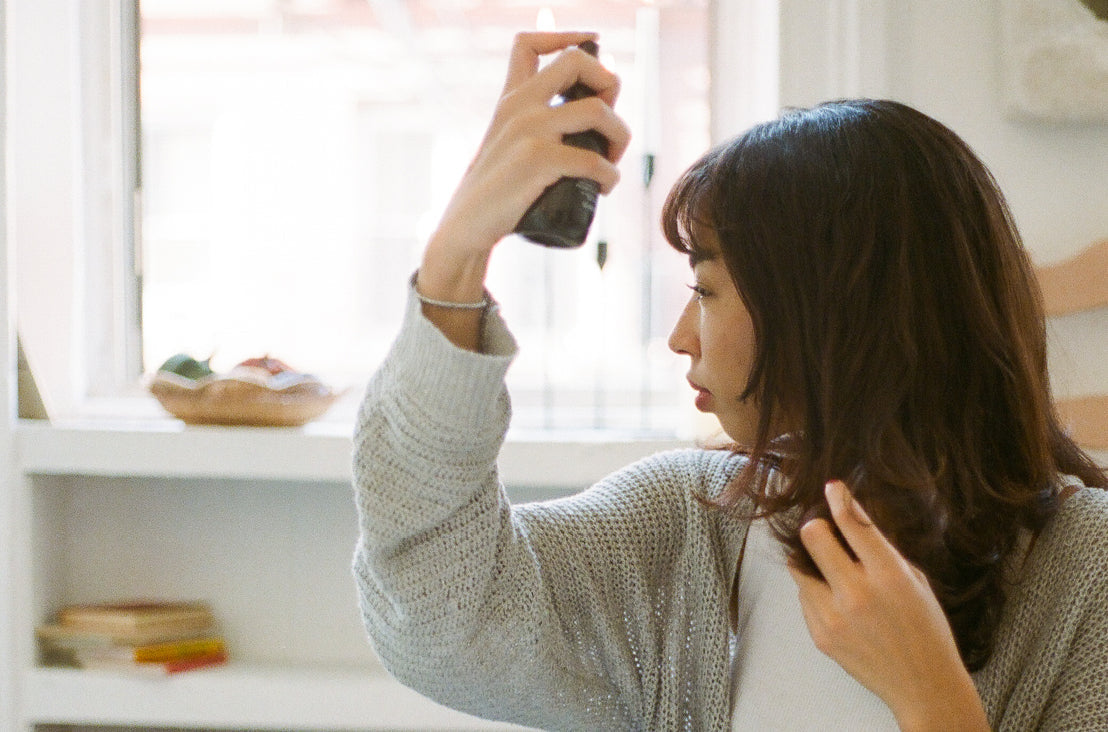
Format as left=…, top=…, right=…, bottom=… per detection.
left=7, top=0, right=779, bottom=435
left=8, top=0, right=142, bottom=417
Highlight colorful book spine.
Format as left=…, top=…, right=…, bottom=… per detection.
left=131, top=636, right=225, bottom=663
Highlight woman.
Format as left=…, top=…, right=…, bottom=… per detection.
left=352, top=32, right=1108, bottom=730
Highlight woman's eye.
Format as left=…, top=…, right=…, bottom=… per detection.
left=686, top=283, right=709, bottom=300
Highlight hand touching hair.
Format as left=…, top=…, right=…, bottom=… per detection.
left=663, top=99, right=1107, bottom=670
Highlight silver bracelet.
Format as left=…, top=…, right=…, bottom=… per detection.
left=414, top=289, right=491, bottom=310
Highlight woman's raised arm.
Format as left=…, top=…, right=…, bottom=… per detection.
left=414, top=31, right=630, bottom=350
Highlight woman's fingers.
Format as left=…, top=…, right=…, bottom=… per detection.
left=565, top=96, right=632, bottom=163
left=492, top=133, right=621, bottom=198
left=523, top=42, right=622, bottom=108
left=502, top=31, right=600, bottom=95
left=557, top=140, right=623, bottom=194
left=788, top=481, right=987, bottom=727
left=501, top=33, right=622, bottom=111
left=799, top=480, right=919, bottom=593
left=505, top=95, right=631, bottom=165
left=798, top=517, right=858, bottom=591
left=433, top=31, right=628, bottom=252
left=824, top=479, right=900, bottom=568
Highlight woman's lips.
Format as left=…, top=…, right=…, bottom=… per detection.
left=694, top=389, right=712, bottom=412
left=688, top=379, right=712, bottom=412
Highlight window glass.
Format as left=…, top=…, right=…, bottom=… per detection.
left=140, top=0, right=709, bottom=434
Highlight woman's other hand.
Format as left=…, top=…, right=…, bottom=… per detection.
left=417, top=31, right=631, bottom=350
left=787, top=480, right=990, bottom=732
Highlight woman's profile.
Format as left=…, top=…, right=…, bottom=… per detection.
left=351, top=32, right=1108, bottom=730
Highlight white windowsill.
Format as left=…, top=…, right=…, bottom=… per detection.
left=15, top=416, right=692, bottom=489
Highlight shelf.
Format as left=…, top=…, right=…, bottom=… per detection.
left=15, top=419, right=688, bottom=489
left=22, top=664, right=537, bottom=730
left=1036, top=239, right=1108, bottom=452
left=1057, top=394, right=1108, bottom=451
left=12, top=422, right=684, bottom=731
left=1037, top=238, right=1108, bottom=317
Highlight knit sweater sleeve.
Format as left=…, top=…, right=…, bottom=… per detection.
left=350, top=287, right=733, bottom=729
left=978, top=487, right=1108, bottom=731
left=1033, top=489, right=1108, bottom=730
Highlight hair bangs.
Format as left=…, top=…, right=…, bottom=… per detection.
left=662, top=148, right=722, bottom=261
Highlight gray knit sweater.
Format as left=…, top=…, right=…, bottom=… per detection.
left=352, top=289, right=1108, bottom=731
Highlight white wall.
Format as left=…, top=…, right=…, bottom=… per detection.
left=879, top=1, right=1108, bottom=265
left=773, top=0, right=1108, bottom=443
left=880, top=1, right=1108, bottom=415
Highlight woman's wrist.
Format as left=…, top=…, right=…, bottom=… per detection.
left=893, top=670, right=990, bottom=732
left=415, top=230, right=496, bottom=353
left=417, top=231, right=492, bottom=304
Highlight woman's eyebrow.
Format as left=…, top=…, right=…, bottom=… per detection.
left=688, top=250, right=719, bottom=268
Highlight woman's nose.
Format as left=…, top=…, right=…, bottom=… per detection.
left=668, top=298, right=698, bottom=356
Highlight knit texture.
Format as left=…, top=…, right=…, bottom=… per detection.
left=352, top=286, right=1108, bottom=731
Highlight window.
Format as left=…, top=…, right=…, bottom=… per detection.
left=9, top=0, right=778, bottom=434
left=137, top=0, right=710, bottom=435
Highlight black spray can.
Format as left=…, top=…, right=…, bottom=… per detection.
left=514, top=40, right=609, bottom=249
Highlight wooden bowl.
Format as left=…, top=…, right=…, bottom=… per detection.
left=148, top=369, right=339, bottom=427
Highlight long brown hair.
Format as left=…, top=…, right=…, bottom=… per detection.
left=662, top=99, right=1106, bottom=671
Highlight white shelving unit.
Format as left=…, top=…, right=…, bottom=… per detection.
left=5, top=419, right=680, bottom=731
left=23, top=664, right=517, bottom=730
left=0, top=6, right=688, bottom=723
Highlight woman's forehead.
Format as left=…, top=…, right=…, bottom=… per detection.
left=687, top=224, right=723, bottom=266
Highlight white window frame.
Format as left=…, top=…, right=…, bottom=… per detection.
left=8, top=0, right=141, bottom=418
left=7, top=0, right=782, bottom=432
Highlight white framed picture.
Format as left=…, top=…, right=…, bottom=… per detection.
left=1001, top=0, right=1108, bottom=121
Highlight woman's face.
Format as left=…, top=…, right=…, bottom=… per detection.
left=667, top=233, right=760, bottom=446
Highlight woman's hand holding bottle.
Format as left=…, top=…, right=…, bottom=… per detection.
left=416, top=31, right=631, bottom=351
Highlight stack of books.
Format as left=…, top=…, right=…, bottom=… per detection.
left=37, top=600, right=227, bottom=676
